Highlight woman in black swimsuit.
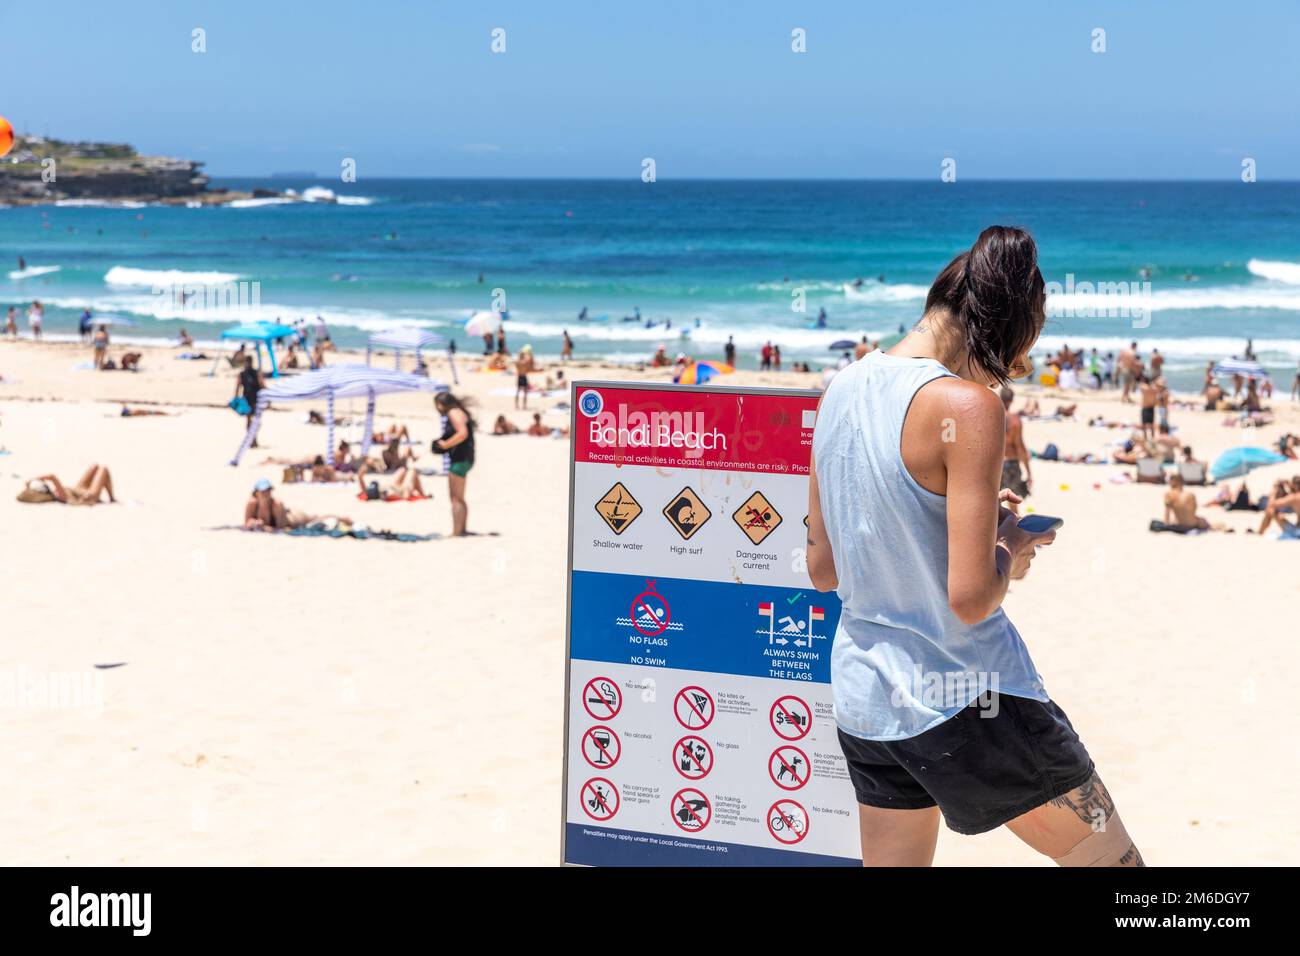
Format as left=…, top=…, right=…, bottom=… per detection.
left=433, top=391, right=476, bottom=536
left=234, top=356, right=265, bottom=447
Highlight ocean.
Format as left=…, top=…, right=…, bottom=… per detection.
left=3, top=178, right=1299, bottom=390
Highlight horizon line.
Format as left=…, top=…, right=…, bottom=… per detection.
left=207, top=174, right=1300, bottom=184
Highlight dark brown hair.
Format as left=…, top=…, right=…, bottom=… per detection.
left=924, top=225, right=1046, bottom=385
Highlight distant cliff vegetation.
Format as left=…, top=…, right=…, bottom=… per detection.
left=0, top=135, right=277, bottom=205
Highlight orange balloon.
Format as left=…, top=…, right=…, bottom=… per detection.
left=0, top=116, right=13, bottom=158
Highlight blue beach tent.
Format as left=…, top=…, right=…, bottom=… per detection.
left=1209, top=446, right=1287, bottom=482
left=219, top=321, right=299, bottom=377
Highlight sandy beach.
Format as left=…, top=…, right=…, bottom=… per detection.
left=1, top=337, right=1297, bottom=866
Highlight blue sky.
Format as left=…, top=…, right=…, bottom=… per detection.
left=2, top=0, right=1297, bottom=178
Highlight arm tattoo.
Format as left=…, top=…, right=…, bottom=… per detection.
left=1118, top=843, right=1145, bottom=867
left=1050, top=772, right=1116, bottom=827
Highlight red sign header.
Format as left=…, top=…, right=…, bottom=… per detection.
left=572, top=385, right=818, bottom=475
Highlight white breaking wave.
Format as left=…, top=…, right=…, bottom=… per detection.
left=1246, top=258, right=1300, bottom=285
left=104, top=266, right=244, bottom=288
left=1048, top=284, right=1300, bottom=313
left=54, top=198, right=148, bottom=209
left=227, top=197, right=298, bottom=208
left=335, top=195, right=375, bottom=205
left=842, top=281, right=929, bottom=302
left=37, top=292, right=435, bottom=333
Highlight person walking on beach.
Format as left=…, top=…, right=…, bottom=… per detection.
left=808, top=226, right=1143, bottom=867
left=234, top=355, right=265, bottom=448
left=561, top=330, right=574, bottom=364
left=5, top=306, right=17, bottom=338
left=999, top=386, right=1031, bottom=499
left=724, top=336, right=736, bottom=366
left=760, top=341, right=773, bottom=371
left=432, top=391, right=475, bottom=537
left=27, top=300, right=43, bottom=339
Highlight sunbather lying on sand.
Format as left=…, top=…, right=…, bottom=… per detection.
left=243, top=478, right=351, bottom=531
left=18, top=464, right=116, bottom=505
left=356, top=461, right=425, bottom=500
left=493, top=415, right=521, bottom=435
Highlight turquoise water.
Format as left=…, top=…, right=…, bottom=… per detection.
left=3, top=179, right=1299, bottom=388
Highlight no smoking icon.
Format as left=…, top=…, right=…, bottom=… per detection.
left=768, top=745, right=809, bottom=790
left=674, top=685, right=714, bottom=729
left=582, top=676, right=622, bottom=721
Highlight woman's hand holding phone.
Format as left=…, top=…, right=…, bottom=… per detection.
left=997, top=509, right=1057, bottom=580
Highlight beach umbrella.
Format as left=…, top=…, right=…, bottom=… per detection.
left=828, top=339, right=856, bottom=351
left=1209, top=446, right=1287, bottom=482
left=675, top=360, right=733, bottom=385
left=1212, top=358, right=1270, bottom=380
left=465, top=311, right=501, bottom=337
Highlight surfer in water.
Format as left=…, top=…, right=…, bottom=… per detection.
left=17, top=256, right=25, bottom=272
left=578, top=306, right=589, bottom=322
left=816, top=308, right=828, bottom=329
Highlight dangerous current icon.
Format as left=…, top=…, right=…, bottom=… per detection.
left=663, top=486, right=711, bottom=541
left=733, top=490, right=782, bottom=545
left=595, top=482, right=642, bottom=535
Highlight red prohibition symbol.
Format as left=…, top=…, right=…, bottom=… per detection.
left=768, top=745, right=810, bottom=790
left=670, top=788, right=712, bottom=832
left=630, top=581, right=670, bottom=636
left=582, top=676, right=622, bottom=721
left=767, top=799, right=808, bottom=844
left=672, top=735, right=713, bottom=780
left=580, top=778, right=620, bottom=821
left=674, top=685, right=714, bottom=730
left=769, top=694, right=811, bottom=741
left=582, top=725, right=621, bottom=769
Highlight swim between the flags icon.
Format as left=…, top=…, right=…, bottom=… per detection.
left=757, top=601, right=826, bottom=648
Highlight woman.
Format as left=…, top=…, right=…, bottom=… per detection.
left=234, top=355, right=264, bottom=447
left=18, top=464, right=116, bottom=505
left=432, top=391, right=475, bottom=536
left=808, top=226, right=1142, bottom=867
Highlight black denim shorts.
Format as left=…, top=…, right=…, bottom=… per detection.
left=836, top=692, right=1095, bottom=835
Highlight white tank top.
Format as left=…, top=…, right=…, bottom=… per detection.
left=813, top=351, right=1048, bottom=740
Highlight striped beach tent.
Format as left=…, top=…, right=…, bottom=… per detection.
left=230, top=364, right=448, bottom=468
left=1212, top=357, right=1270, bottom=380
left=366, top=327, right=457, bottom=383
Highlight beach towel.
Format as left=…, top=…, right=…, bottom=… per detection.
left=1149, top=520, right=1203, bottom=535
left=208, top=524, right=439, bottom=542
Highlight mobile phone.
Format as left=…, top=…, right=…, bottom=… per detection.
left=1018, top=514, right=1063, bottom=534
